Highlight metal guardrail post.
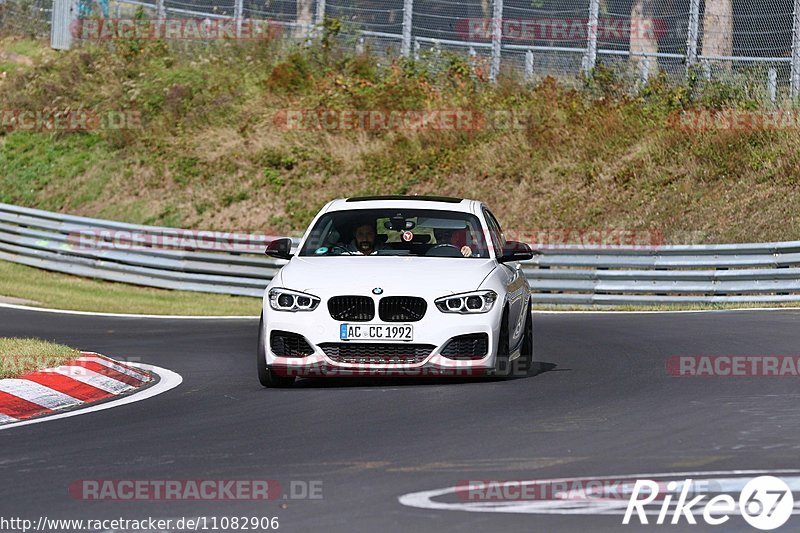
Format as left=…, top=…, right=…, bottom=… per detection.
left=156, top=0, right=166, bottom=20
left=583, top=0, right=599, bottom=76
left=401, top=0, right=413, bottom=57
left=686, top=0, right=700, bottom=69
left=489, top=0, right=503, bottom=82
left=792, top=0, right=800, bottom=98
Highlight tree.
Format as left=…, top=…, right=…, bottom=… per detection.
left=295, top=0, right=313, bottom=39
left=629, top=0, right=659, bottom=67
left=701, top=0, right=733, bottom=59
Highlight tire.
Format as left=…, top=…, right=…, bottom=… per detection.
left=257, top=314, right=295, bottom=388
left=511, top=304, right=533, bottom=378
left=492, top=309, right=511, bottom=378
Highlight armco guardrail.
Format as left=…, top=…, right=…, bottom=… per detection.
left=0, top=202, right=290, bottom=297
left=528, top=242, right=800, bottom=304
left=1, top=202, right=799, bottom=305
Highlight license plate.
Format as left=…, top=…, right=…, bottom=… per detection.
left=339, top=324, right=413, bottom=341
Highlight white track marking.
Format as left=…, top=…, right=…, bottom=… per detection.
left=48, top=366, right=134, bottom=394
left=0, top=379, right=82, bottom=409
left=77, top=355, right=151, bottom=382
left=0, top=413, right=18, bottom=423
left=398, top=469, right=800, bottom=515
left=0, top=363, right=182, bottom=431
left=0, top=302, right=258, bottom=319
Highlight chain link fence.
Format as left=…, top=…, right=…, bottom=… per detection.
left=0, top=0, right=53, bottom=37
left=4, top=0, right=800, bottom=102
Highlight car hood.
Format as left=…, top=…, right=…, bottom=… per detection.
left=278, top=256, right=497, bottom=296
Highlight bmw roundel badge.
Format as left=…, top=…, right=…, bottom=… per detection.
left=372, top=287, right=383, bottom=295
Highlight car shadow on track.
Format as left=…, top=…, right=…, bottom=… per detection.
left=289, top=361, right=563, bottom=388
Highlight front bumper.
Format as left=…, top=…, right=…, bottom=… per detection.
left=262, top=299, right=503, bottom=378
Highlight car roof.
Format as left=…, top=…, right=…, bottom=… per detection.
left=326, top=196, right=479, bottom=213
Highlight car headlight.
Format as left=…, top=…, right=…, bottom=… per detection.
left=268, top=288, right=320, bottom=312
left=435, top=290, right=497, bottom=314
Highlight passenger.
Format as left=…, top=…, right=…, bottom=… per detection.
left=434, top=227, right=473, bottom=257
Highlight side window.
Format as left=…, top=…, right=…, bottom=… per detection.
left=483, top=209, right=505, bottom=255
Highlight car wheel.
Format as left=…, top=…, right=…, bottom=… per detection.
left=512, top=304, right=533, bottom=377
left=257, top=314, right=295, bottom=388
left=492, top=309, right=511, bottom=378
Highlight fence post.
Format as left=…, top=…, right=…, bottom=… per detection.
left=401, top=0, right=413, bottom=57
left=50, top=0, right=78, bottom=50
left=583, top=0, right=599, bottom=76
left=792, top=0, right=800, bottom=98
left=525, top=49, right=534, bottom=80
left=686, top=0, right=700, bottom=69
left=156, top=0, right=166, bottom=19
left=638, top=57, right=651, bottom=85
left=234, top=0, right=243, bottom=38
left=489, top=0, right=503, bottom=82
left=768, top=66, right=778, bottom=105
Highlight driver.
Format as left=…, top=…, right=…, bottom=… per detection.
left=348, top=222, right=381, bottom=255
left=433, top=228, right=473, bottom=257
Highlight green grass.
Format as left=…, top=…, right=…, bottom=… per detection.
left=2, top=32, right=800, bottom=314
left=0, top=259, right=261, bottom=315
left=0, top=337, right=81, bottom=378
left=1, top=35, right=799, bottom=241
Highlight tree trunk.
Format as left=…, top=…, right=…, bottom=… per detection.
left=294, top=0, right=313, bottom=39
left=701, top=0, right=733, bottom=69
left=629, top=0, right=659, bottom=67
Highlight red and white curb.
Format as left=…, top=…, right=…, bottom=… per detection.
left=0, top=352, right=155, bottom=424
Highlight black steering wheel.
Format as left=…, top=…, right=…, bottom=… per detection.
left=426, top=243, right=462, bottom=257
left=328, top=245, right=353, bottom=255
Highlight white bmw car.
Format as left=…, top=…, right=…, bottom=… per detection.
left=257, top=196, right=535, bottom=387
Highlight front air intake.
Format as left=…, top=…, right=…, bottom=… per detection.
left=328, top=296, right=375, bottom=321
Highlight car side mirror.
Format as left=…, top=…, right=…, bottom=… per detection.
left=498, top=241, right=534, bottom=263
left=265, top=237, right=293, bottom=260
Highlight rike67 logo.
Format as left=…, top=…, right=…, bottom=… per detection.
left=624, top=476, right=794, bottom=530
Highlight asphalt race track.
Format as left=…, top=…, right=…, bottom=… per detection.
left=1, top=306, right=799, bottom=532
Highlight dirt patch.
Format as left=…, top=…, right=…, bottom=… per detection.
left=0, top=50, right=34, bottom=67
left=0, top=295, right=41, bottom=306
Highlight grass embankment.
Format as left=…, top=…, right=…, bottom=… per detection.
left=0, top=337, right=80, bottom=378
left=1, top=31, right=800, bottom=312
left=0, top=260, right=261, bottom=315
left=1, top=32, right=799, bottom=242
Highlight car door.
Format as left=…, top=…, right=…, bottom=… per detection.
left=484, top=208, right=527, bottom=354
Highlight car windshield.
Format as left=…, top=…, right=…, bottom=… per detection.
left=299, top=209, right=490, bottom=258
